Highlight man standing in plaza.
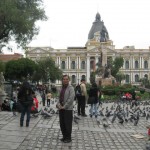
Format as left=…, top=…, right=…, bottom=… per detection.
left=77, top=78, right=87, bottom=117
left=56, top=75, right=75, bottom=143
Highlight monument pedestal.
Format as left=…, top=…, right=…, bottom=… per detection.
left=96, top=76, right=115, bottom=86
left=0, top=88, right=7, bottom=111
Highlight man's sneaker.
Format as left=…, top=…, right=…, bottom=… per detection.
left=81, top=114, right=87, bottom=117
left=60, top=137, right=65, bottom=142
left=63, top=139, right=72, bottom=143
left=78, top=113, right=81, bottom=116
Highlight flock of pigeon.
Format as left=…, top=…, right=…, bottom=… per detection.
left=30, top=99, right=150, bottom=149
left=73, top=100, right=150, bottom=128
left=31, top=98, right=150, bottom=130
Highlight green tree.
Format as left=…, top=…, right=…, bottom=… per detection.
left=0, top=60, right=5, bottom=73
left=5, top=58, right=37, bottom=81
left=33, top=57, right=63, bottom=82
left=116, top=72, right=125, bottom=83
left=111, top=57, right=124, bottom=78
left=0, top=0, right=47, bottom=50
left=90, top=72, right=96, bottom=84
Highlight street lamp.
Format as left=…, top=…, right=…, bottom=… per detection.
left=47, top=67, right=51, bottom=91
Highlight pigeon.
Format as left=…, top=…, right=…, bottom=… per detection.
left=96, top=119, right=100, bottom=125
left=74, top=118, right=78, bottom=124
left=103, top=123, right=109, bottom=128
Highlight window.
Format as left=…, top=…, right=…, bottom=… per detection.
left=81, top=61, right=85, bottom=69
left=135, top=61, right=139, bottom=69
left=135, top=74, right=139, bottom=82
left=72, top=75, right=76, bottom=83
left=61, top=61, right=65, bottom=69
left=125, top=74, right=130, bottom=83
left=125, top=60, right=129, bottom=69
left=81, top=75, right=85, bottom=80
left=71, top=61, right=75, bottom=69
left=144, top=60, right=148, bottom=69
left=144, top=74, right=148, bottom=79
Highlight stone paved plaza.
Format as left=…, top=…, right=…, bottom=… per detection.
left=0, top=94, right=149, bottom=150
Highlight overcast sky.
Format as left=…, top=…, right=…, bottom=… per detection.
left=12, top=0, right=150, bottom=53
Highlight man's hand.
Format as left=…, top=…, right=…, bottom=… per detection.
left=56, top=104, right=64, bottom=110
left=60, top=106, right=64, bottom=109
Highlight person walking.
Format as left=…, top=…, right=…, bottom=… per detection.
left=88, top=83, right=99, bottom=118
left=76, top=78, right=87, bottom=117
left=18, top=81, right=34, bottom=127
left=46, top=91, right=52, bottom=107
left=56, top=75, right=75, bottom=143
left=41, top=90, right=46, bottom=106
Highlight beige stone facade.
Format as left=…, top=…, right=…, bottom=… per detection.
left=26, top=37, right=150, bottom=86
left=26, top=13, right=150, bottom=86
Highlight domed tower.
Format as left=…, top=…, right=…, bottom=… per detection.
left=88, top=12, right=109, bottom=42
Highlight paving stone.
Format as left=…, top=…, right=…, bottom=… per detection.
left=0, top=96, right=149, bottom=150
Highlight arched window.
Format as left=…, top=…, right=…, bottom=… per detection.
left=72, top=75, right=76, bottom=83
left=61, top=61, right=65, bottom=69
left=135, top=74, right=139, bottom=82
left=135, top=60, right=139, bottom=69
left=71, top=61, right=75, bottom=69
left=125, top=60, right=129, bottom=69
left=144, top=74, right=148, bottom=79
left=81, top=75, right=86, bottom=80
left=81, top=61, right=85, bottom=69
left=125, top=74, right=130, bottom=83
left=144, top=60, right=148, bottom=69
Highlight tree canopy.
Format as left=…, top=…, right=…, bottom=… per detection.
left=111, top=57, right=124, bottom=78
left=5, top=58, right=37, bottom=81
left=32, top=57, right=63, bottom=83
left=0, top=0, right=47, bottom=49
left=0, top=61, right=5, bottom=73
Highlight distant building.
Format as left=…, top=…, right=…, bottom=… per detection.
left=26, top=12, right=150, bottom=86
left=0, top=53, right=23, bottom=62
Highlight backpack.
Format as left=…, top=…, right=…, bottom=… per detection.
left=75, top=84, right=82, bottom=96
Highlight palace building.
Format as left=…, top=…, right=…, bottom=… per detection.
left=26, top=12, right=150, bottom=86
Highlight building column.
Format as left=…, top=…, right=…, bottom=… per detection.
left=79, top=56, right=81, bottom=69
left=76, top=56, right=78, bottom=69
left=86, top=56, right=90, bottom=83
left=67, top=57, right=69, bottom=69
left=58, top=57, right=60, bottom=69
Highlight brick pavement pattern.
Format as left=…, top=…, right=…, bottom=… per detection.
left=0, top=93, right=149, bottom=150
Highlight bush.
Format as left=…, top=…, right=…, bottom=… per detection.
left=139, top=89, right=145, bottom=94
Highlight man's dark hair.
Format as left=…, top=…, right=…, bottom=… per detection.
left=62, top=74, right=70, bottom=80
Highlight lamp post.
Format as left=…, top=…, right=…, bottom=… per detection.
left=47, top=67, right=51, bottom=91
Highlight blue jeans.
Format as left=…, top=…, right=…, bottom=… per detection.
left=89, top=103, right=98, bottom=116
left=20, top=105, right=31, bottom=124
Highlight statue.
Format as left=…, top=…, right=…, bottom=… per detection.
left=104, top=59, right=112, bottom=78
left=96, top=53, right=105, bottom=77
left=100, top=26, right=109, bottom=42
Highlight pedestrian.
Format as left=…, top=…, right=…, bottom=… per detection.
left=76, top=78, right=87, bottom=117
left=89, top=83, right=99, bottom=118
left=46, top=91, right=52, bottom=107
left=10, top=97, right=17, bottom=116
left=99, top=90, right=102, bottom=106
left=56, top=75, right=75, bottom=143
left=147, top=126, right=150, bottom=140
left=31, top=92, right=39, bottom=113
left=41, top=90, right=46, bottom=106
left=18, top=81, right=34, bottom=127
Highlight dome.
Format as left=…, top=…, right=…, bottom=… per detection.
left=88, top=12, right=109, bottom=42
